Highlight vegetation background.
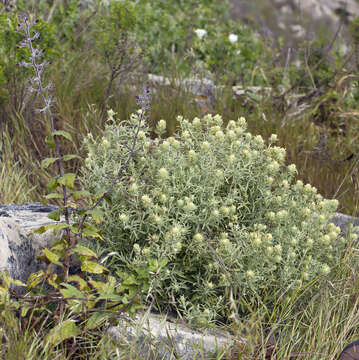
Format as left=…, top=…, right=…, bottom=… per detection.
left=0, top=0, right=359, bottom=359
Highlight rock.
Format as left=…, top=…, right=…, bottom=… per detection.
left=107, top=311, right=243, bottom=360
left=0, top=202, right=69, bottom=290
left=331, top=212, right=359, bottom=238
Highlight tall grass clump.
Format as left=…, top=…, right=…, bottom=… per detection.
left=79, top=111, right=357, bottom=326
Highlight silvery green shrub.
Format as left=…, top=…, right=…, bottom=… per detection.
left=79, top=111, right=349, bottom=324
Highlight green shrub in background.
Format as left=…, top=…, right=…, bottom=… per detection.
left=132, top=0, right=268, bottom=84
left=79, top=112, right=353, bottom=326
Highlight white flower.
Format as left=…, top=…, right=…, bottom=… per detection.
left=194, top=29, right=207, bottom=39
left=228, top=33, right=238, bottom=44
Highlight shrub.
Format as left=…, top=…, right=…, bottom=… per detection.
left=132, top=0, right=268, bottom=84
left=79, top=112, right=350, bottom=325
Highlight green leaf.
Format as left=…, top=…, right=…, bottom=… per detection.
left=85, top=312, right=108, bottom=330
left=62, top=154, right=80, bottom=161
left=69, top=245, right=97, bottom=258
left=60, top=283, right=85, bottom=300
left=30, top=226, right=47, bottom=234
left=58, top=173, right=76, bottom=190
left=46, top=320, right=80, bottom=347
left=48, top=209, right=61, bottom=221
left=43, top=248, right=63, bottom=267
left=42, top=223, right=70, bottom=235
left=45, top=192, right=63, bottom=200
left=82, top=226, right=104, bottom=241
left=85, top=208, right=104, bottom=224
left=81, top=260, right=108, bottom=274
left=72, top=190, right=92, bottom=201
left=41, top=157, right=59, bottom=171
left=52, top=130, right=73, bottom=142
left=67, top=275, right=88, bottom=291
left=48, top=274, right=60, bottom=289
left=27, top=270, right=46, bottom=289
left=47, top=177, right=58, bottom=192
left=45, top=134, right=56, bottom=149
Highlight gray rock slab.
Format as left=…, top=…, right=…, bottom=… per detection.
left=331, top=212, right=359, bottom=238
left=108, top=311, right=243, bottom=360
left=0, top=202, right=69, bottom=288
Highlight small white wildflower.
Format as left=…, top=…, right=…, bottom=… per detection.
left=119, top=213, right=129, bottom=223
left=137, top=130, right=146, bottom=139
left=306, top=238, right=314, bottom=247
left=133, top=243, right=141, bottom=254
left=143, top=247, right=150, bottom=255
left=212, top=209, right=220, bottom=217
left=213, top=114, right=223, bottom=125
left=193, top=233, right=204, bottom=243
left=171, top=225, right=181, bottom=236
left=290, top=238, right=297, bottom=246
left=215, top=130, right=224, bottom=140
left=264, top=233, right=273, bottom=243
left=194, top=28, right=207, bottom=39
left=253, top=135, right=264, bottom=148
left=128, top=183, right=139, bottom=193
left=182, top=130, right=191, bottom=139
left=266, top=177, right=274, bottom=185
left=173, top=241, right=182, bottom=253
left=227, top=120, right=237, bottom=129
left=269, top=134, right=278, bottom=143
left=268, top=160, right=280, bottom=173
left=274, top=255, right=282, bottom=263
left=159, top=194, right=167, bottom=203
left=252, top=237, right=261, bottom=247
left=321, top=264, right=331, bottom=275
left=161, top=140, right=170, bottom=151
left=101, top=138, right=110, bottom=149
left=206, top=282, right=214, bottom=289
left=226, top=130, right=236, bottom=139
left=156, top=119, right=167, bottom=134
left=152, top=214, right=162, bottom=224
left=216, top=169, right=224, bottom=178
left=188, top=149, right=197, bottom=162
left=192, top=117, right=201, bottom=127
left=220, top=206, right=230, bottom=216
left=321, top=235, right=330, bottom=245
left=201, top=141, right=210, bottom=151
left=158, top=167, right=169, bottom=179
left=141, top=195, right=152, bottom=206
left=266, top=212, right=276, bottom=221
left=267, top=246, right=273, bottom=255
left=274, top=244, right=282, bottom=254
left=304, top=184, right=312, bottom=193
left=246, top=270, right=255, bottom=279
left=184, top=202, right=197, bottom=212
left=287, top=164, right=297, bottom=174
left=238, top=117, right=246, bottom=127
left=177, top=199, right=184, bottom=207
left=228, top=33, right=238, bottom=44
left=227, top=154, right=236, bottom=164
left=107, top=109, right=116, bottom=121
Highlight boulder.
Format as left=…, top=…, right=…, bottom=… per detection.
left=107, top=311, right=243, bottom=359
left=331, top=212, right=359, bottom=238
left=0, top=202, right=68, bottom=288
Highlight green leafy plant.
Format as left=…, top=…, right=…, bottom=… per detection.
left=132, top=0, right=268, bottom=84
left=91, top=0, right=142, bottom=114
left=0, top=12, right=154, bottom=356
left=80, top=112, right=356, bottom=326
